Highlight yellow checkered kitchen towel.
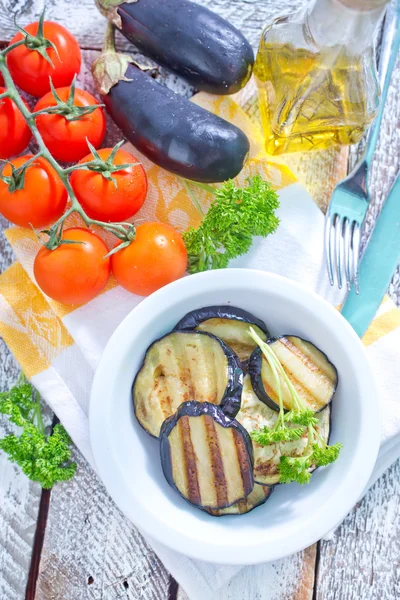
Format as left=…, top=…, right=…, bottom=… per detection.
left=0, top=87, right=400, bottom=598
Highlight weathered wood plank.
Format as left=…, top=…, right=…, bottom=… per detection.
left=0, top=350, right=42, bottom=600
left=0, top=215, right=44, bottom=600
left=35, top=447, right=171, bottom=600
left=365, top=51, right=400, bottom=306
left=316, top=459, right=400, bottom=600
left=0, top=0, right=307, bottom=49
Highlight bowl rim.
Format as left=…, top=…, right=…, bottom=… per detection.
left=89, top=268, right=380, bottom=565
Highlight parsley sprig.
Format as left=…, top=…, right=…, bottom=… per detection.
left=248, top=328, right=342, bottom=484
left=0, top=375, right=76, bottom=489
left=183, top=176, right=280, bottom=274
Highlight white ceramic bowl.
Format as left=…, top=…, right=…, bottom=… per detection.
left=89, top=269, right=380, bottom=565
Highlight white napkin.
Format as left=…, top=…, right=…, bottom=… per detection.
left=2, top=183, right=400, bottom=600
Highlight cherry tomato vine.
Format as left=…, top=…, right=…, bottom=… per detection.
left=0, top=12, right=137, bottom=253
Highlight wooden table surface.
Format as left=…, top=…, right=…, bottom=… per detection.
left=1, top=1, right=400, bottom=599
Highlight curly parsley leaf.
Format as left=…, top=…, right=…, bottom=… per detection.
left=277, top=443, right=343, bottom=485
left=0, top=376, right=76, bottom=489
left=284, top=409, right=319, bottom=427
left=279, top=456, right=312, bottom=485
left=250, top=425, right=305, bottom=445
left=183, top=176, right=280, bottom=273
left=311, top=442, right=343, bottom=467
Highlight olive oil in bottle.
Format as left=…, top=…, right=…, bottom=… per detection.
left=254, top=0, right=388, bottom=155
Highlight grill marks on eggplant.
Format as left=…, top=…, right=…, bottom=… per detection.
left=237, top=376, right=331, bottom=485
left=203, top=416, right=229, bottom=507
left=175, top=416, right=202, bottom=505
left=196, top=319, right=267, bottom=363
left=232, top=428, right=254, bottom=496
left=249, top=336, right=338, bottom=412
left=205, top=484, right=273, bottom=517
left=160, top=402, right=254, bottom=509
left=133, top=331, right=242, bottom=437
left=174, top=306, right=269, bottom=363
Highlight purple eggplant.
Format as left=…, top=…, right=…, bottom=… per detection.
left=95, top=0, right=254, bottom=95
left=93, top=58, right=250, bottom=182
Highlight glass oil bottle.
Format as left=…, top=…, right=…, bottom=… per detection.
left=254, top=0, right=389, bottom=155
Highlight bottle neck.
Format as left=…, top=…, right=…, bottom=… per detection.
left=306, top=0, right=388, bottom=52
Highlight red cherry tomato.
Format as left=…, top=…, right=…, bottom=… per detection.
left=0, top=87, right=32, bottom=159
left=70, top=148, right=148, bottom=222
left=7, top=21, right=81, bottom=97
left=34, top=86, right=106, bottom=162
left=111, top=222, right=187, bottom=296
left=34, top=228, right=111, bottom=305
left=0, top=155, right=68, bottom=228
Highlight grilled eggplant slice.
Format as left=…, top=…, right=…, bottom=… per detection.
left=133, top=331, right=243, bottom=437
left=249, top=336, right=338, bottom=413
left=174, top=306, right=269, bottom=364
left=237, top=376, right=331, bottom=485
left=160, top=401, right=254, bottom=509
left=204, top=483, right=273, bottom=517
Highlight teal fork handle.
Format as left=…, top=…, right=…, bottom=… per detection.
left=341, top=173, right=400, bottom=337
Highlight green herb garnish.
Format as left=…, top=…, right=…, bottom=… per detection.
left=183, top=176, right=280, bottom=274
left=250, top=425, right=305, bottom=445
left=0, top=375, right=76, bottom=489
left=248, top=328, right=342, bottom=485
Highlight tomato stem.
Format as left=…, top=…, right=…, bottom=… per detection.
left=30, top=75, right=105, bottom=122
left=1, top=39, right=25, bottom=56
left=0, top=41, right=136, bottom=248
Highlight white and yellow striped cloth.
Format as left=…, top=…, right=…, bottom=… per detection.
left=0, top=89, right=399, bottom=599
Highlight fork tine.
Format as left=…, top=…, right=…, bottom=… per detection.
left=334, top=215, right=343, bottom=289
left=352, top=222, right=361, bottom=294
left=325, top=212, right=335, bottom=286
left=343, top=218, right=352, bottom=291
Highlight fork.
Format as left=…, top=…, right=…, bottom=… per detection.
left=325, top=2, right=400, bottom=292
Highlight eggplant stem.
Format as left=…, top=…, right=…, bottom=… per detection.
left=103, top=21, right=117, bottom=53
